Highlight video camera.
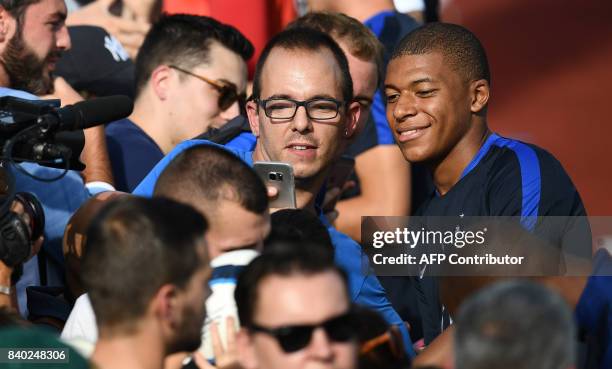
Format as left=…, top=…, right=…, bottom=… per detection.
left=0, top=95, right=133, bottom=267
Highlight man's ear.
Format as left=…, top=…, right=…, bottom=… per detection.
left=0, top=7, right=16, bottom=44
left=470, top=79, right=490, bottom=114
left=150, top=65, right=173, bottom=101
left=237, top=328, right=258, bottom=369
left=246, top=100, right=261, bottom=137
left=343, top=101, right=361, bottom=139
left=152, top=284, right=179, bottom=328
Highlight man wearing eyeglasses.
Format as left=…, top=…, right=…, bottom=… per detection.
left=105, top=14, right=253, bottom=192
left=235, top=245, right=358, bottom=369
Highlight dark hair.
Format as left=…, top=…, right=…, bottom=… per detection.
left=265, top=208, right=334, bottom=259
left=0, top=0, right=41, bottom=30
left=135, top=14, right=254, bottom=96
left=0, top=307, right=29, bottom=328
left=454, top=280, right=575, bottom=369
left=391, top=22, right=490, bottom=84
left=235, top=245, right=348, bottom=328
left=154, top=144, right=268, bottom=215
left=82, top=197, right=208, bottom=329
left=288, top=12, right=384, bottom=86
left=251, top=27, right=353, bottom=104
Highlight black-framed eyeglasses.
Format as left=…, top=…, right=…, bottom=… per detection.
left=249, top=311, right=355, bottom=353
left=169, top=65, right=245, bottom=111
left=257, top=97, right=343, bottom=121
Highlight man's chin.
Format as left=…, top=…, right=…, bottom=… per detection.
left=400, top=145, right=432, bottom=164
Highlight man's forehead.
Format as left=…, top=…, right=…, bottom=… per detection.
left=386, top=51, right=453, bottom=85
left=254, top=271, right=350, bottom=323
left=259, top=46, right=343, bottom=97
left=26, top=0, right=68, bottom=18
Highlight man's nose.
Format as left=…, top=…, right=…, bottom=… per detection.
left=56, top=24, right=71, bottom=51
left=393, top=94, right=418, bottom=122
left=290, top=105, right=313, bottom=133
left=306, top=327, right=334, bottom=361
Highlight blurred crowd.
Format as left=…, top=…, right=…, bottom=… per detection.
left=0, top=1, right=608, bottom=369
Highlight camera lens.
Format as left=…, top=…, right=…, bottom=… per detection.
left=269, top=172, right=283, bottom=181
left=14, top=192, right=45, bottom=240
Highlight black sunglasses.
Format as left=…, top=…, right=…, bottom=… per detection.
left=249, top=311, right=355, bottom=353
left=168, top=65, right=245, bottom=111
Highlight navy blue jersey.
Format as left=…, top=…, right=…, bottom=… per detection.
left=414, top=133, right=590, bottom=343
left=416, top=133, right=586, bottom=220
left=106, top=118, right=164, bottom=192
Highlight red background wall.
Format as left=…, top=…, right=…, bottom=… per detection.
left=442, top=0, right=612, bottom=215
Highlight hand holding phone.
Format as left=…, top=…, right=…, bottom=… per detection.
left=253, top=162, right=296, bottom=209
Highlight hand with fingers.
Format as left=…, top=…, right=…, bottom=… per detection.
left=322, top=180, right=356, bottom=225
left=193, top=316, right=243, bottom=369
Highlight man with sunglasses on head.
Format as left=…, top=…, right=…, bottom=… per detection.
left=235, top=244, right=358, bottom=369
left=105, top=13, right=252, bottom=192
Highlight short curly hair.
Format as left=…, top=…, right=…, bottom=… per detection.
left=392, top=22, right=491, bottom=84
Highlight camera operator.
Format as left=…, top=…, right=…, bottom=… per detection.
left=0, top=0, right=116, bottom=318
left=0, top=194, right=44, bottom=311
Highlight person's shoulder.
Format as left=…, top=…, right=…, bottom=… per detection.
left=105, top=118, right=144, bottom=137
left=105, top=118, right=157, bottom=147
left=0, top=87, right=39, bottom=99
left=485, top=134, right=585, bottom=216
left=326, top=224, right=367, bottom=270
left=486, top=135, right=574, bottom=184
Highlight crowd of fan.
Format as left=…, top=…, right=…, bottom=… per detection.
left=0, top=1, right=607, bottom=369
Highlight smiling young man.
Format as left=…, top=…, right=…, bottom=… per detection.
left=384, top=22, right=589, bottom=345
left=105, top=14, right=253, bottom=191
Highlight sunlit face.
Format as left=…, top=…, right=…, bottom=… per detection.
left=240, top=271, right=357, bottom=369
left=384, top=52, right=474, bottom=164
left=247, top=48, right=358, bottom=182
left=168, top=42, right=247, bottom=147
left=0, top=0, right=70, bottom=94
left=340, top=43, right=377, bottom=136
left=202, top=199, right=270, bottom=259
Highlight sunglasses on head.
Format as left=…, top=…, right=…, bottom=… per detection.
left=249, top=311, right=356, bottom=353
left=168, top=65, right=245, bottom=111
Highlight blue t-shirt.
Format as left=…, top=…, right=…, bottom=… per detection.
left=132, top=139, right=415, bottom=357
left=105, top=118, right=164, bottom=192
